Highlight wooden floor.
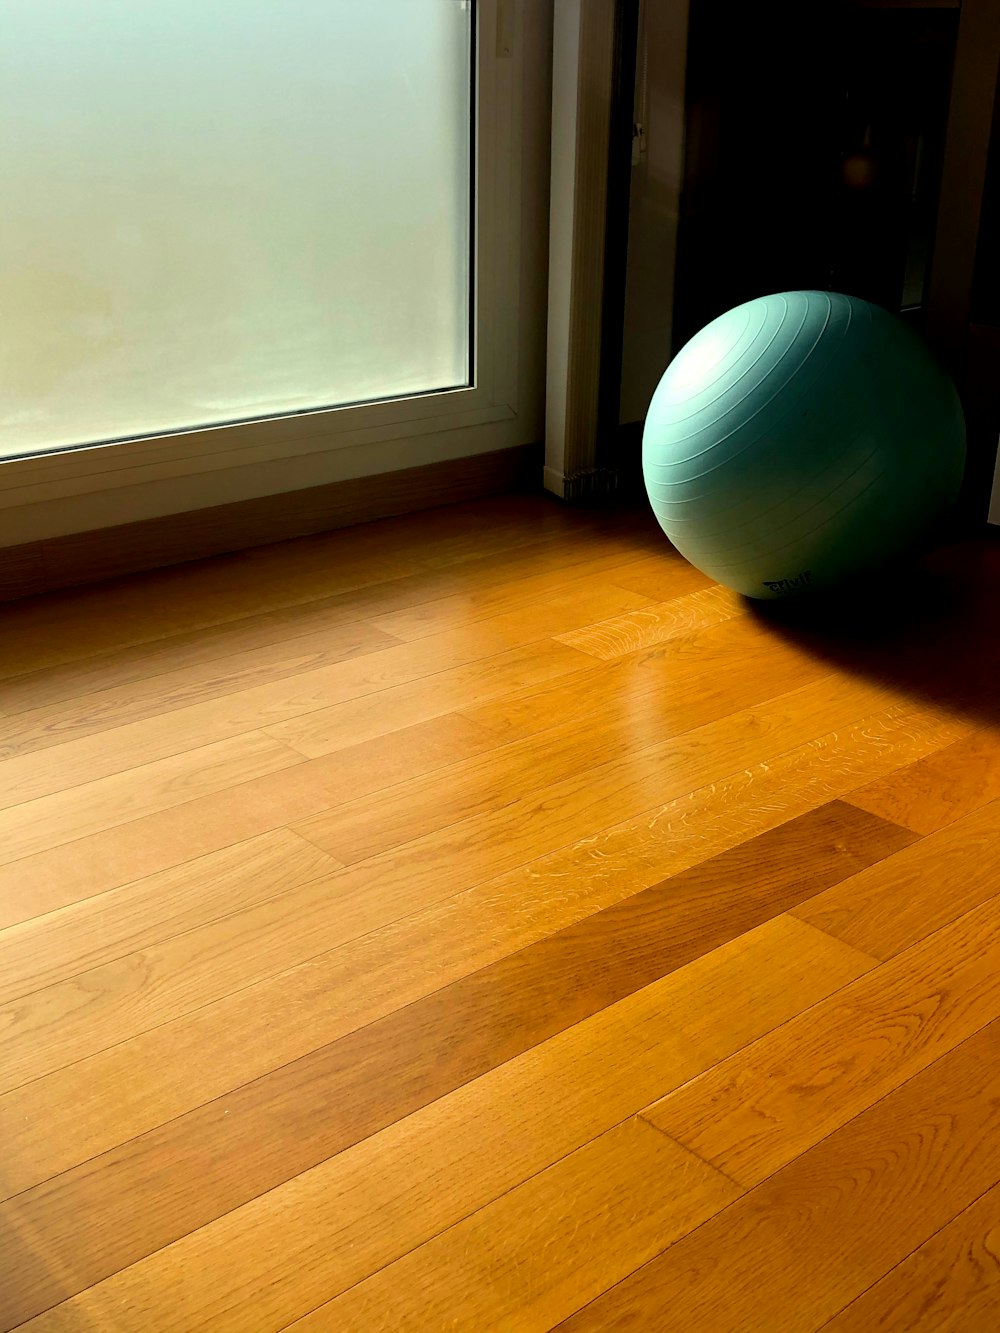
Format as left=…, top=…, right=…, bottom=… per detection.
left=2, top=492, right=1000, bottom=1332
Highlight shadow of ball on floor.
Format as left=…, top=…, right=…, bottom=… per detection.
left=742, top=535, right=1000, bottom=730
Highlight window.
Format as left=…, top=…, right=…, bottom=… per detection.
left=0, top=0, right=549, bottom=548
left=0, top=1, right=474, bottom=460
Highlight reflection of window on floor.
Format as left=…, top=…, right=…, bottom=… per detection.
left=0, top=1, right=473, bottom=460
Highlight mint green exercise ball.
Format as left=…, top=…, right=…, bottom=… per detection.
left=642, top=291, right=966, bottom=599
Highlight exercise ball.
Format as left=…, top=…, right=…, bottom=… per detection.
left=642, top=291, right=966, bottom=599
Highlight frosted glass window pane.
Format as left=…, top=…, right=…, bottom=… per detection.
left=0, top=1, right=473, bottom=459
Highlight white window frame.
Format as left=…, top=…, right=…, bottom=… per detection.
left=0, top=0, right=547, bottom=546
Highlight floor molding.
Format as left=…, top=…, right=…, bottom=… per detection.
left=0, top=444, right=541, bottom=604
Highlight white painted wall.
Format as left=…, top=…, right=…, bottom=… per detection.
left=619, top=0, right=690, bottom=426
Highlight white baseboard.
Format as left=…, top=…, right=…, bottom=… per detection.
left=543, top=465, right=567, bottom=498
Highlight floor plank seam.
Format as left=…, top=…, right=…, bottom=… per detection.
left=0, top=596, right=613, bottom=764
left=265, top=1114, right=690, bottom=1332
left=634, top=1114, right=748, bottom=1191
left=0, top=843, right=346, bottom=1006
left=0, top=904, right=879, bottom=1204
left=808, top=1175, right=1000, bottom=1332
left=292, top=675, right=906, bottom=869
left=554, top=1027, right=1000, bottom=1331
left=0, top=727, right=956, bottom=1087
left=0, top=497, right=590, bottom=685
left=0, top=749, right=929, bottom=1088
left=640, top=912, right=1000, bottom=1196
left=0, top=817, right=344, bottom=930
